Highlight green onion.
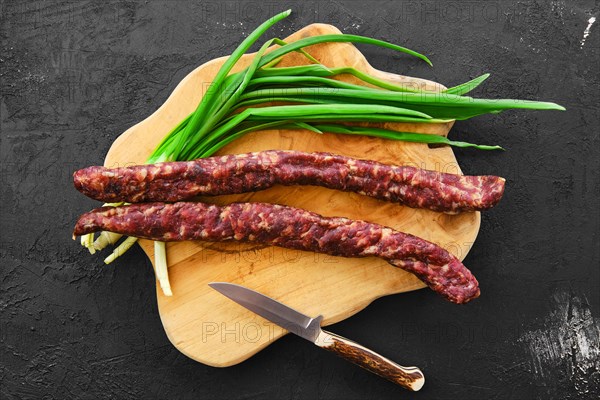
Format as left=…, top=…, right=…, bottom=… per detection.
left=444, top=73, right=490, bottom=95
left=169, top=10, right=293, bottom=161
left=256, top=65, right=421, bottom=92
left=237, top=87, right=564, bottom=114
left=310, top=125, right=504, bottom=151
left=257, top=34, right=433, bottom=67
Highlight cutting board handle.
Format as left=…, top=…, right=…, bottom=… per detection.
left=315, top=330, right=425, bottom=391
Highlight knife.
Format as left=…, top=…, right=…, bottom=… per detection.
left=209, top=282, right=425, bottom=391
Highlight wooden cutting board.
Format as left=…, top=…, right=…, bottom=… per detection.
left=104, top=23, right=480, bottom=367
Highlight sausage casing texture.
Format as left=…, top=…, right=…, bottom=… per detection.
left=73, top=150, right=505, bottom=213
left=73, top=201, right=480, bottom=304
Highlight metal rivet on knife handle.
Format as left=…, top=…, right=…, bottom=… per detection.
left=315, top=330, right=425, bottom=391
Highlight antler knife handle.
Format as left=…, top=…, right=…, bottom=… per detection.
left=315, top=330, right=425, bottom=391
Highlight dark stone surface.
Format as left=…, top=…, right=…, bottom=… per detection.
left=1, top=1, right=599, bottom=399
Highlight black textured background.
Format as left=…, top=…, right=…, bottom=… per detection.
left=1, top=1, right=599, bottom=399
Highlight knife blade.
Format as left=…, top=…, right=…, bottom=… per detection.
left=209, top=282, right=425, bottom=391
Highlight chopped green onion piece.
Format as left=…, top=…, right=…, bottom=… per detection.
left=104, top=236, right=138, bottom=265
left=154, top=241, right=172, bottom=296
left=93, top=232, right=123, bottom=251
left=81, top=233, right=95, bottom=254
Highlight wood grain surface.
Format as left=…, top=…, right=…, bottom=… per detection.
left=104, top=23, right=480, bottom=367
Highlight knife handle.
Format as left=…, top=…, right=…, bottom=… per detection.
left=315, top=330, right=425, bottom=391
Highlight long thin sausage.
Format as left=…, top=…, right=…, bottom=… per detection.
left=73, top=150, right=505, bottom=213
left=73, top=201, right=480, bottom=304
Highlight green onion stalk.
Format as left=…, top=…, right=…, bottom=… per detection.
left=80, top=10, right=564, bottom=295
